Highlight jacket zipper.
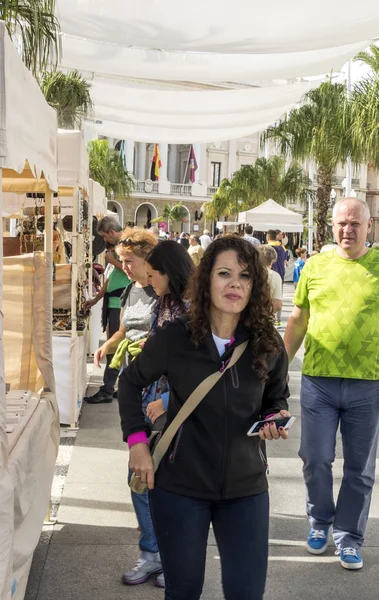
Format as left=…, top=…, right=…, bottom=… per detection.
left=169, top=425, right=183, bottom=463
left=258, top=443, right=269, bottom=475
left=220, top=375, right=229, bottom=498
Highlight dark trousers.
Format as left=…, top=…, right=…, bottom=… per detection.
left=149, top=487, right=269, bottom=600
left=100, top=307, right=121, bottom=395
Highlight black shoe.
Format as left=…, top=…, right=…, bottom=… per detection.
left=84, top=390, right=113, bottom=404
left=113, top=390, right=118, bottom=399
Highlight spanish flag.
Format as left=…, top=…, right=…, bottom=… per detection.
left=150, top=144, right=162, bottom=181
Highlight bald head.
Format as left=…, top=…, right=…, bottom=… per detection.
left=332, top=198, right=371, bottom=221
left=332, top=197, right=372, bottom=259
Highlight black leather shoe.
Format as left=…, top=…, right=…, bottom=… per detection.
left=84, top=390, right=113, bottom=404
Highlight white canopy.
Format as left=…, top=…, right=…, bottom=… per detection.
left=239, top=198, right=304, bottom=232
left=57, top=130, right=89, bottom=191
left=89, top=79, right=315, bottom=143
left=60, top=35, right=368, bottom=84
left=57, top=0, right=379, bottom=54
left=0, top=22, right=57, bottom=189
left=56, top=0, right=379, bottom=143
left=89, top=179, right=107, bottom=216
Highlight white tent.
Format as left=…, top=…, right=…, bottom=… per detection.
left=0, top=21, right=59, bottom=600
left=238, top=199, right=303, bottom=232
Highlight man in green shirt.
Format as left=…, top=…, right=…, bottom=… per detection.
left=285, top=198, right=379, bottom=571
left=84, top=216, right=130, bottom=404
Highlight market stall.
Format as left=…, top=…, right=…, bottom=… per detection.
left=0, top=20, right=59, bottom=600
left=88, top=179, right=107, bottom=356
left=238, top=198, right=304, bottom=233
left=52, top=130, right=91, bottom=426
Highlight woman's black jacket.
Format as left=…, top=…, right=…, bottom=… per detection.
left=118, top=316, right=290, bottom=501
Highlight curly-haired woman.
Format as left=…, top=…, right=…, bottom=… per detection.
left=118, top=236, right=291, bottom=600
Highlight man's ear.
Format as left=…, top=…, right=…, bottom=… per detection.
left=367, top=218, right=373, bottom=234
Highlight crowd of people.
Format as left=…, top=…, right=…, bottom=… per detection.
left=83, top=196, right=379, bottom=599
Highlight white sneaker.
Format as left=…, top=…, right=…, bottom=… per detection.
left=122, top=551, right=162, bottom=585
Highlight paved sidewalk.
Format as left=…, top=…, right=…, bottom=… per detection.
left=26, top=284, right=379, bottom=600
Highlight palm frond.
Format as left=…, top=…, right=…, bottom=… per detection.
left=88, top=139, right=134, bottom=198
left=1, top=0, right=61, bottom=75
left=40, top=70, right=93, bottom=129
left=353, top=45, right=379, bottom=74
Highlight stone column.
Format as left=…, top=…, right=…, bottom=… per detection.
left=124, top=140, right=135, bottom=175
left=168, top=144, right=178, bottom=183
left=159, top=143, right=168, bottom=180
left=136, top=142, right=146, bottom=181
left=228, top=140, right=237, bottom=178
left=158, top=143, right=170, bottom=194
left=192, top=144, right=207, bottom=197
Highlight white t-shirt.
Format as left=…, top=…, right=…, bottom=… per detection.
left=243, top=234, right=261, bottom=246
left=268, top=269, right=283, bottom=300
left=212, top=333, right=232, bottom=356
left=199, top=234, right=212, bottom=251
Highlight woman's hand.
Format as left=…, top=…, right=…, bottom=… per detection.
left=94, top=343, right=109, bottom=367
left=146, top=399, right=166, bottom=424
left=129, top=443, right=155, bottom=490
left=258, top=409, right=292, bottom=441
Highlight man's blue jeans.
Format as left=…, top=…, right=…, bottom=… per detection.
left=299, top=375, right=379, bottom=549
left=128, top=470, right=159, bottom=554
left=149, top=487, right=269, bottom=600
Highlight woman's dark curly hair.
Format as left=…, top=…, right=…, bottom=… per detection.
left=188, top=236, right=281, bottom=380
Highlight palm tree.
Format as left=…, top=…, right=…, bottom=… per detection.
left=1, top=0, right=60, bottom=75
left=151, top=202, right=188, bottom=231
left=40, top=70, right=93, bottom=129
left=204, top=157, right=310, bottom=223
left=353, top=44, right=379, bottom=74
left=263, top=81, right=361, bottom=249
left=88, top=139, right=134, bottom=198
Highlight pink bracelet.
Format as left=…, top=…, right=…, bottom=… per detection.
left=265, top=414, right=276, bottom=420
left=127, top=431, right=149, bottom=448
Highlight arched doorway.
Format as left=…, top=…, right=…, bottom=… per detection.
left=107, top=200, right=124, bottom=225
left=135, top=202, right=158, bottom=228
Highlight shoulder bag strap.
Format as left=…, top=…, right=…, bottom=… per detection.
left=152, top=339, right=249, bottom=472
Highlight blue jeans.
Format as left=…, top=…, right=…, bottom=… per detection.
left=149, top=487, right=269, bottom=600
left=128, top=469, right=158, bottom=554
left=299, top=375, right=379, bottom=549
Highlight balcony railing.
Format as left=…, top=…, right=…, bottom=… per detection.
left=170, top=184, right=192, bottom=196
left=135, top=180, right=159, bottom=193
left=312, top=175, right=360, bottom=187
left=207, top=186, right=218, bottom=196
left=132, top=180, right=216, bottom=197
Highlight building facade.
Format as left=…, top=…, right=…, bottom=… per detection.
left=103, top=136, right=378, bottom=242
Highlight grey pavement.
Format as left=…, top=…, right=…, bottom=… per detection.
left=26, top=282, right=379, bottom=600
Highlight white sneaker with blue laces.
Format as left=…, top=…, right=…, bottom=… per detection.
left=337, top=547, right=363, bottom=570
left=306, top=528, right=329, bottom=555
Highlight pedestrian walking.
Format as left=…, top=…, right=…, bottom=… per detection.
left=293, top=248, right=307, bottom=289
left=188, top=235, right=204, bottom=267
left=119, top=236, right=291, bottom=600
left=259, top=245, right=283, bottom=314
left=122, top=240, right=194, bottom=589
left=92, top=227, right=158, bottom=384
left=244, top=225, right=261, bottom=246
left=284, top=198, right=379, bottom=570
left=84, top=216, right=131, bottom=404
left=199, top=228, right=212, bottom=250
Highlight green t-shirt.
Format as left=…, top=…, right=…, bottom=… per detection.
left=107, top=267, right=130, bottom=309
left=294, top=248, right=379, bottom=380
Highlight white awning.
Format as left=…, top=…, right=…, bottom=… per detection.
left=0, top=21, right=57, bottom=189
